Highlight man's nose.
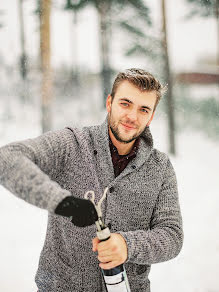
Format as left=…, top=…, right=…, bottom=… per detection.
left=127, top=110, right=138, bottom=121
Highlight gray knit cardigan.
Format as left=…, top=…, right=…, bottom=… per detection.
left=0, top=117, right=183, bottom=292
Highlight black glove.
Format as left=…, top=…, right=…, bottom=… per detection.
left=54, top=196, right=98, bottom=227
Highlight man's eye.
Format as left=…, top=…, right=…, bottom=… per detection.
left=141, top=109, right=148, bottom=113
left=121, top=103, right=129, bottom=107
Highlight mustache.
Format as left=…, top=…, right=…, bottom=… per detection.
left=120, top=120, right=138, bottom=128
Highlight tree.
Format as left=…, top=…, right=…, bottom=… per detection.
left=39, top=0, right=53, bottom=133
left=18, top=0, right=28, bottom=81
left=117, top=16, right=160, bottom=66
left=70, top=10, right=79, bottom=85
left=161, top=0, right=176, bottom=155
left=185, top=0, right=219, bottom=65
left=97, top=0, right=112, bottom=106
left=0, top=10, right=4, bottom=29
left=64, top=0, right=151, bottom=106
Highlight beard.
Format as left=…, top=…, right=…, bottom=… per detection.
left=108, top=113, right=147, bottom=144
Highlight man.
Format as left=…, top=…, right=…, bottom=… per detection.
left=0, top=68, right=183, bottom=292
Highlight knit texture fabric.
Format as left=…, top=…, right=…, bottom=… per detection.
left=0, top=117, right=183, bottom=292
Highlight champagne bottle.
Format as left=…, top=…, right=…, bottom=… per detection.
left=96, top=219, right=131, bottom=292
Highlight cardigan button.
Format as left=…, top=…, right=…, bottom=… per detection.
left=132, top=165, right=136, bottom=169
left=108, top=223, right=112, bottom=230
left=109, top=186, right=115, bottom=193
left=94, top=150, right=97, bottom=155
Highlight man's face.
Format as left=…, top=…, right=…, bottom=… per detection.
left=106, top=81, right=157, bottom=144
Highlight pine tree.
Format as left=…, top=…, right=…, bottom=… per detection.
left=64, top=0, right=152, bottom=106
left=185, top=0, right=219, bottom=65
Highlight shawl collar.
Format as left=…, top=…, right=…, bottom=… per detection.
left=94, top=116, right=154, bottom=183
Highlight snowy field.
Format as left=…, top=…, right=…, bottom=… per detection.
left=0, top=100, right=219, bottom=292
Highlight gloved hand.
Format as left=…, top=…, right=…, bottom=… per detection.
left=55, top=196, right=98, bottom=227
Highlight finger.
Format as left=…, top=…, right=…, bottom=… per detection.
left=98, top=249, right=112, bottom=257
left=98, top=254, right=115, bottom=263
left=96, top=241, right=111, bottom=253
left=92, top=238, right=98, bottom=251
left=92, top=237, right=100, bottom=252
left=99, top=261, right=119, bottom=270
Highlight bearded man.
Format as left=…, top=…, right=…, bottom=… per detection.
left=0, top=68, right=183, bottom=292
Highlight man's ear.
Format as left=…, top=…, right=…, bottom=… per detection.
left=106, top=95, right=112, bottom=113
left=146, top=111, right=155, bottom=126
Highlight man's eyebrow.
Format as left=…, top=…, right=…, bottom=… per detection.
left=119, top=98, right=152, bottom=111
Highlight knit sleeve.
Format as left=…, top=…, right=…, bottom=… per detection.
left=117, top=157, right=183, bottom=265
left=0, top=128, right=74, bottom=213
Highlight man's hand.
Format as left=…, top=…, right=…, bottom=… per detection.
left=55, top=196, right=98, bottom=227
left=92, top=233, right=128, bottom=269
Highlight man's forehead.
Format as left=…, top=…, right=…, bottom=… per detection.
left=114, top=80, right=155, bottom=96
left=113, top=81, right=157, bottom=107
left=115, top=80, right=138, bottom=93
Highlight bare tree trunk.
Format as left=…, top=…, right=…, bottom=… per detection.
left=18, top=0, right=27, bottom=80
left=71, top=10, right=79, bottom=87
left=215, top=0, right=219, bottom=66
left=97, top=1, right=112, bottom=107
left=161, top=0, right=176, bottom=155
left=40, top=0, right=52, bottom=133
left=18, top=0, right=29, bottom=103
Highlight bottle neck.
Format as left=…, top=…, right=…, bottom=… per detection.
left=97, top=226, right=111, bottom=241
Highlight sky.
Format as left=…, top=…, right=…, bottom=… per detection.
left=0, top=0, right=217, bottom=72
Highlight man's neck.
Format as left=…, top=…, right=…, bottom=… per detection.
left=108, top=127, right=135, bottom=155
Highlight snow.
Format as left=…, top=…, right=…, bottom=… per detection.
left=0, top=0, right=218, bottom=289
left=150, top=128, right=219, bottom=292
left=0, top=102, right=219, bottom=292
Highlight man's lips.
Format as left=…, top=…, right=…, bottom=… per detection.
left=121, top=123, right=137, bottom=130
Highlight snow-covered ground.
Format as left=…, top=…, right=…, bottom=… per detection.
left=0, top=101, right=219, bottom=292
